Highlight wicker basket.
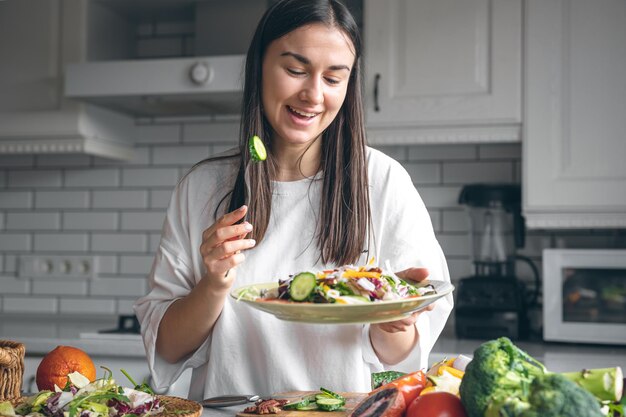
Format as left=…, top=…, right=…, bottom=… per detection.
left=0, top=340, right=25, bottom=401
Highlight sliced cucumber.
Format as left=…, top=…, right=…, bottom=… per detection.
left=282, top=394, right=318, bottom=410
left=320, top=387, right=346, bottom=402
left=295, top=403, right=319, bottom=411
left=316, top=398, right=345, bottom=411
left=249, top=135, right=267, bottom=162
left=289, top=272, right=317, bottom=301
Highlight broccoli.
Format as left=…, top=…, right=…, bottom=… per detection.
left=517, top=373, right=603, bottom=417
left=459, top=337, right=546, bottom=417
left=459, top=337, right=623, bottom=417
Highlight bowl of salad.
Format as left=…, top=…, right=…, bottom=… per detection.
left=0, top=370, right=201, bottom=417
left=231, top=263, right=454, bottom=324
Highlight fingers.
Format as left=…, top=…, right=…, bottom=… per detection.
left=199, top=205, right=255, bottom=283
left=376, top=304, right=436, bottom=333
left=395, top=267, right=430, bottom=282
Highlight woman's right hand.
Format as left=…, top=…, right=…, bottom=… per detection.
left=199, top=205, right=256, bottom=291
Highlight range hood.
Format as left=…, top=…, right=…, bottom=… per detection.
left=65, top=55, right=246, bottom=118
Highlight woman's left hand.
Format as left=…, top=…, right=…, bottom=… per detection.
left=372, top=267, right=434, bottom=333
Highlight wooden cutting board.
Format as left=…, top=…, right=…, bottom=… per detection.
left=236, top=391, right=368, bottom=417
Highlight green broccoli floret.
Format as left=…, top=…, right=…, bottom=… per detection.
left=518, top=373, right=604, bottom=417
left=459, top=337, right=623, bottom=417
left=459, top=337, right=547, bottom=417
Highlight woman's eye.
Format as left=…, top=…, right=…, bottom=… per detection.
left=287, top=68, right=305, bottom=76
left=325, top=77, right=341, bottom=85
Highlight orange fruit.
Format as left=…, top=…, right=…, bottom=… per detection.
left=36, top=346, right=97, bottom=391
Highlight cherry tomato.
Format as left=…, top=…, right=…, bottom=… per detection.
left=405, top=392, right=468, bottom=417
left=371, top=370, right=427, bottom=406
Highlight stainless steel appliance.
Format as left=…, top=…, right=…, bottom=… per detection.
left=543, top=249, right=626, bottom=345
left=454, top=184, right=540, bottom=340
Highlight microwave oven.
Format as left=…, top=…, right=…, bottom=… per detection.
left=543, top=249, right=626, bottom=345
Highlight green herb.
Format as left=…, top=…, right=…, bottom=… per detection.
left=120, top=368, right=155, bottom=395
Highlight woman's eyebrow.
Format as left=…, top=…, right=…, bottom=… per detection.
left=280, top=51, right=351, bottom=72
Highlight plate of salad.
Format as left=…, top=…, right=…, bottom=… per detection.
left=230, top=263, right=454, bottom=324
left=0, top=369, right=201, bottom=417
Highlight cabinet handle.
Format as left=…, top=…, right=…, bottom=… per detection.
left=374, top=73, right=381, bottom=112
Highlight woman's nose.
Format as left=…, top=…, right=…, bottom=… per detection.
left=299, top=77, right=324, bottom=104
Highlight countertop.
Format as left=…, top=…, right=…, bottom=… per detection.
left=2, top=314, right=625, bottom=370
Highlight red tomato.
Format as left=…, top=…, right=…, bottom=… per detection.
left=371, top=370, right=427, bottom=406
left=405, top=392, right=468, bottom=417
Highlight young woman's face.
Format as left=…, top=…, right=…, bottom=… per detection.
left=261, top=23, right=356, bottom=149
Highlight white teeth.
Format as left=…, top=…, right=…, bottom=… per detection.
left=289, top=106, right=317, bottom=117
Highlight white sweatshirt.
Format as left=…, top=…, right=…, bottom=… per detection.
left=134, top=147, right=453, bottom=400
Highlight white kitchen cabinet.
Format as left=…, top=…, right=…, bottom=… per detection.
left=363, top=0, right=522, bottom=144
left=0, top=0, right=134, bottom=160
left=523, top=0, right=626, bottom=228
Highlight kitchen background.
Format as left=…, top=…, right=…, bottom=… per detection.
left=1, top=0, right=625, bottom=330
left=1, top=0, right=626, bottom=390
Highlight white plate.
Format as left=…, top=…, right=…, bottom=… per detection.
left=230, top=280, right=454, bottom=324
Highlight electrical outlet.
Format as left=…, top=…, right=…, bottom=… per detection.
left=19, top=255, right=98, bottom=279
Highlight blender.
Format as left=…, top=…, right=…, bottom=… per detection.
left=454, top=184, right=539, bottom=340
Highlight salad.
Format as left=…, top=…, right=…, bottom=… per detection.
left=250, top=262, right=437, bottom=304
left=0, top=370, right=161, bottom=417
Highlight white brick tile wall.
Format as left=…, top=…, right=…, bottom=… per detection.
left=120, top=255, right=154, bottom=275
left=4, top=255, right=17, bottom=272
left=0, top=212, right=3, bottom=229
left=65, top=168, right=120, bottom=187
left=90, top=277, right=146, bottom=297
left=149, top=233, right=162, bottom=252
left=418, top=186, right=462, bottom=208
left=443, top=161, right=514, bottom=184
left=0, top=276, right=30, bottom=294
left=63, top=212, right=119, bottom=230
left=150, top=189, right=173, bottom=209
left=409, top=144, right=477, bottom=161
left=97, top=256, right=118, bottom=274
left=404, top=162, right=440, bottom=184
left=34, top=233, right=89, bottom=252
left=6, top=212, right=60, bottom=230
left=183, top=121, right=239, bottom=143
left=438, top=234, right=471, bottom=257
left=91, top=233, right=148, bottom=252
left=36, top=154, right=91, bottom=167
left=478, top=144, right=521, bottom=159
left=60, top=297, right=116, bottom=314
left=428, top=210, right=441, bottom=232
left=209, top=143, right=238, bottom=156
left=152, top=145, right=210, bottom=165
left=445, top=258, right=473, bottom=281
left=33, top=280, right=88, bottom=295
left=92, top=190, right=149, bottom=209
left=36, top=190, right=89, bottom=209
left=93, top=147, right=151, bottom=166
left=117, top=298, right=137, bottom=314
left=371, top=145, right=408, bottom=162
left=0, top=155, right=35, bottom=167
left=8, top=170, right=62, bottom=187
left=442, top=210, right=469, bottom=232
left=122, top=168, right=179, bottom=187
left=0, top=191, right=32, bottom=208
left=4, top=296, right=57, bottom=313
left=0, top=256, right=3, bottom=272
left=121, top=211, right=165, bottom=231
left=135, top=124, right=181, bottom=144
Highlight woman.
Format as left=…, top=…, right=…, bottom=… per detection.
left=135, top=0, right=452, bottom=399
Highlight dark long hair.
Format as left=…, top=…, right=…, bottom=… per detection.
left=222, top=0, right=369, bottom=266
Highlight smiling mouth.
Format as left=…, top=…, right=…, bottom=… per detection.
left=287, top=105, right=319, bottom=118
